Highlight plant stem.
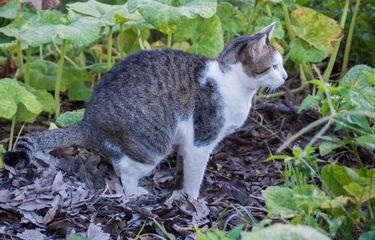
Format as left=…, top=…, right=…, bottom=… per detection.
left=167, top=32, right=172, bottom=48
left=54, top=39, right=67, bottom=118
left=282, top=2, right=295, bottom=40
left=8, top=114, right=16, bottom=151
left=119, top=23, right=124, bottom=59
left=25, top=46, right=31, bottom=85
left=39, top=45, right=43, bottom=60
left=322, top=0, right=350, bottom=82
left=341, top=0, right=361, bottom=76
left=107, top=25, right=113, bottom=70
left=16, top=39, right=23, bottom=68
left=265, top=3, right=272, bottom=17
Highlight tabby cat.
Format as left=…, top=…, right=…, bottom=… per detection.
left=4, top=23, right=287, bottom=199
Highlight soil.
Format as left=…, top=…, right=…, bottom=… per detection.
left=0, top=90, right=321, bottom=239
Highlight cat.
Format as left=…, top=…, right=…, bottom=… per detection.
left=3, top=23, right=287, bottom=199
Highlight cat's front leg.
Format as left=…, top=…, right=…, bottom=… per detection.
left=180, top=146, right=213, bottom=199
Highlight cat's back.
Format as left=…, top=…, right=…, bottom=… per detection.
left=94, top=49, right=207, bottom=93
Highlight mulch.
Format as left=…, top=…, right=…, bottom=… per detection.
left=0, top=94, right=319, bottom=239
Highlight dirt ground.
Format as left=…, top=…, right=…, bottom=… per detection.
left=0, top=90, right=322, bottom=239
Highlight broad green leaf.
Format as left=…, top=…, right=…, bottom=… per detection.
left=340, top=65, right=375, bottom=111
left=62, top=66, right=93, bottom=101
left=56, top=109, right=85, bottom=128
left=355, top=135, right=375, bottom=150
left=0, top=92, right=17, bottom=119
left=120, top=28, right=150, bottom=54
left=227, top=225, right=243, bottom=239
left=241, top=224, right=330, bottom=240
left=321, top=164, right=358, bottom=196
left=262, top=186, right=297, bottom=217
left=291, top=6, right=342, bottom=54
left=268, top=0, right=295, bottom=8
left=253, top=16, right=284, bottom=39
left=20, top=11, right=101, bottom=47
left=290, top=39, right=326, bottom=64
left=26, top=87, right=55, bottom=114
left=68, top=0, right=132, bottom=27
left=0, top=78, right=42, bottom=121
left=322, top=164, right=375, bottom=199
left=297, top=95, right=320, bottom=112
left=341, top=65, right=375, bottom=85
left=174, top=16, right=224, bottom=58
left=319, top=136, right=344, bottom=156
left=24, top=60, right=93, bottom=101
left=0, top=144, right=5, bottom=169
left=0, top=0, right=20, bottom=19
left=26, top=59, right=58, bottom=91
left=0, top=17, right=24, bottom=38
left=344, top=182, right=375, bottom=204
left=216, top=2, right=244, bottom=34
left=66, top=236, right=89, bottom=240
left=127, top=0, right=217, bottom=34
left=293, top=185, right=327, bottom=213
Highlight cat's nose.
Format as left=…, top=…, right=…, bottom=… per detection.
left=283, top=73, right=288, bottom=80
left=282, top=70, right=288, bottom=80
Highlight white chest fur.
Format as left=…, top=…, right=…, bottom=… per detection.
left=206, top=61, right=258, bottom=138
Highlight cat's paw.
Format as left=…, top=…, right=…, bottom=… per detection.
left=125, top=186, right=149, bottom=197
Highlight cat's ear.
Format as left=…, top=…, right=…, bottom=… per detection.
left=258, top=22, right=276, bottom=41
left=241, top=34, right=267, bottom=61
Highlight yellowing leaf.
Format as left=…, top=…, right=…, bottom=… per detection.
left=291, top=6, right=342, bottom=54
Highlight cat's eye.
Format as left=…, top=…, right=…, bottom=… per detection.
left=255, top=67, right=271, bottom=75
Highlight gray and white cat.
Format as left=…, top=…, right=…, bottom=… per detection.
left=4, top=23, right=287, bottom=199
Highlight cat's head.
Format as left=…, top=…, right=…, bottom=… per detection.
left=218, top=23, right=288, bottom=90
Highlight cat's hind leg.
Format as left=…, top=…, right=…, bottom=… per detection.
left=113, top=155, right=158, bottom=197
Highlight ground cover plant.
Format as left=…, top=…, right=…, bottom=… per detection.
left=0, top=0, right=374, bottom=239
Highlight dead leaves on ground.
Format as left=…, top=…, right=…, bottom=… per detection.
left=0, top=100, right=313, bottom=239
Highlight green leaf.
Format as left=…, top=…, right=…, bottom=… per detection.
left=355, top=135, right=375, bottom=150
left=174, top=15, right=224, bottom=58
left=24, top=60, right=93, bottom=101
left=56, top=109, right=85, bottom=128
left=290, top=39, right=326, bottom=64
left=63, top=66, right=93, bottom=102
left=26, top=87, right=55, bottom=114
left=26, top=59, right=58, bottom=91
left=322, top=164, right=375, bottom=201
left=227, top=225, right=243, bottom=239
left=340, top=65, right=375, bottom=111
left=66, top=236, right=89, bottom=240
left=319, top=136, right=344, bottom=156
left=216, top=2, right=244, bottom=34
left=127, top=0, right=217, bottom=34
left=0, top=78, right=42, bottom=121
left=20, top=11, right=101, bottom=47
left=344, top=182, right=375, bottom=204
left=241, top=224, right=330, bottom=240
left=68, top=0, right=131, bottom=27
left=120, top=28, right=150, bottom=54
left=262, top=186, right=297, bottom=217
left=321, top=164, right=358, bottom=196
left=0, top=0, right=20, bottom=19
left=291, top=6, right=342, bottom=54
left=0, top=144, right=5, bottom=169
left=297, top=95, right=320, bottom=113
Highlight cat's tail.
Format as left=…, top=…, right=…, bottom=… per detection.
left=3, top=122, right=88, bottom=169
